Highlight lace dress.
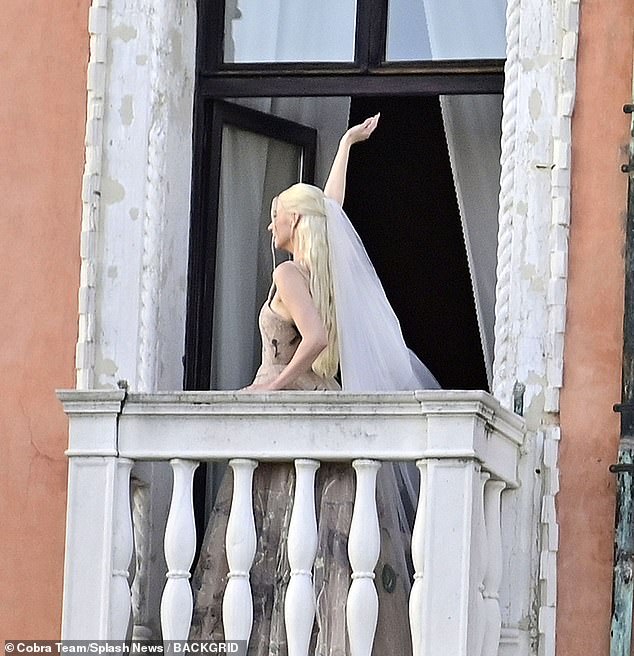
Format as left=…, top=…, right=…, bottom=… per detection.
left=189, top=289, right=414, bottom=656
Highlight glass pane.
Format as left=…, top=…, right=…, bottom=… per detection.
left=386, top=0, right=506, bottom=61
left=224, top=0, right=357, bottom=63
left=211, top=126, right=301, bottom=389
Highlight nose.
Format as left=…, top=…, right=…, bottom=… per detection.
left=267, top=221, right=273, bottom=232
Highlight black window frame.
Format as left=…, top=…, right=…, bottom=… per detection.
left=184, top=100, right=317, bottom=390
left=196, top=0, right=505, bottom=94
left=185, top=0, right=506, bottom=390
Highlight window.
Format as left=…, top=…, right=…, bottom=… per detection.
left=186, top=0, right=507, bottom=392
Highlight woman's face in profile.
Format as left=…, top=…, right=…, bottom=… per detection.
left=268, top=197, right=295, bottom=253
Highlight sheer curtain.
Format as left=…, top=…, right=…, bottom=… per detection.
left=422, top=0, right=506, bottom=60
left=212, top=127, right=300, bottom=390
left=390, top=0, right=506, bottom=386
left=225, top=0, right=357, bottom=62
left=387, top=0, right=505, bottom=61
left=440, top=95, right=502, bottom=386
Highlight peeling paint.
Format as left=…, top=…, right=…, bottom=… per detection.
left=94, top=349, right=120, bottom=389
left=111, top=23, right=137, bottom=42
left=516, top=200, right=529, bottom=216
left=119, top=95, right=134, bottom=126
left=130, top=207, right=140, bottom=221
left=524, top=387, right=546, bottom=431
left=526, top=393, right=546, bottom=421
left=101, top=358, right=118, bottom=376
left=169, top=29, right=183, bottom=71
left=529, top=89, right=542, bottom=121
left=521, top=54, right=556, bottom=71
left=136, top=54, right=148, bottom=66
left=101, top=177, right=125, bottom=205
left=522, top=263, right=538, bottom=281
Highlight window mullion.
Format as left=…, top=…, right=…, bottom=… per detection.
left=354, top=0, right=373, bottom=70
left=197, top=0, right=225, bottom=74
left=368, top=0, right=389, bottom=69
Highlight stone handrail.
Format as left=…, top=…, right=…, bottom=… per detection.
left=58, top=389, right=524, bottom=655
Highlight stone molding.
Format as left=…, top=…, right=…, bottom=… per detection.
left=138, top=1, right=170, bottom=393
left=76, top=0, right=110, bottom=390
left=544, top=0, right=580, bottom=414
left=492, top=0, right=521, bottom=407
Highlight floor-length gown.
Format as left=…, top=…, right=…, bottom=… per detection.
left=190, top=286, right=414, bottom=656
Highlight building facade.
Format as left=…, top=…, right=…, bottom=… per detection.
left=1, top=1, right=633, bottom=654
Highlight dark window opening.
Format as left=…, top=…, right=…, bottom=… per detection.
left=345, top=96, right=487, bottom=390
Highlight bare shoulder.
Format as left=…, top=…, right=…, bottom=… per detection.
left=273, top=261, right=309, bottom=288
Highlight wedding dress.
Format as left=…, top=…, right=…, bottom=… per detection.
left=189, top=199, right=438, bottom=655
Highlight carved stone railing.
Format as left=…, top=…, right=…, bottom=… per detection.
left=57, top=390, right=524, bottom=655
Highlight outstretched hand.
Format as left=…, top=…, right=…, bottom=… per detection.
left=343, top=113, right=380, bottom=145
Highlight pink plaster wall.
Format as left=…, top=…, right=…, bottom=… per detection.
left=557, top=0, right=633, bottom=653
left=0, top=1, right=89, bottom=638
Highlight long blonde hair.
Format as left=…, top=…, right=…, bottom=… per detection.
left=277, top=183, right=339, bottom=377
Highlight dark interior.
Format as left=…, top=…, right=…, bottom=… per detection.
left=345, top=96, right=488, bottom=391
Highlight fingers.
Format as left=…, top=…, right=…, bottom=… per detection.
left=361, top=113, right=380, bottom=137
left=345, top=112, right=381, bottom=144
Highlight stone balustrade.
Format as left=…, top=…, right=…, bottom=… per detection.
left=58, top=389, right=524, bottom=656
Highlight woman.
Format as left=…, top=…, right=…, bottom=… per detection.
left=246, top=113, right=380, bottom=393
left=189, top=114, right=437, bottom=655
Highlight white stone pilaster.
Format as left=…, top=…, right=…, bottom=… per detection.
left=80, top=0, right=195, bottom=392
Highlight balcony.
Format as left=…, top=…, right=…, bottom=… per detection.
left=57, top=389, right=524, bottom=656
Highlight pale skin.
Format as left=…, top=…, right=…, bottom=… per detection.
left=244, top=113, right=380, bottom=391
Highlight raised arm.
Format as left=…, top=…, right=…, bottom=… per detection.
left=323, top=113, right=380, bottom=205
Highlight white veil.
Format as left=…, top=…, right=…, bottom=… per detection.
left=325, top=197, right=439, bottom=546
left=325, top=197, right=439, bottom=392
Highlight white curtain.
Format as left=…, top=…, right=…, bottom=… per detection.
left=395, top=0, right=505, bottom=387
left=212, top=127, right=299, bottom=390
left=387, top=0, right=506, bottom=61
left=440, top=95, right=503, bottom=386
left=226, top=0, right=357, bottom=62
left=422, top=0, right=506, bottom=60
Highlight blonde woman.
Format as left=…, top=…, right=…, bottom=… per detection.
left=190, top=114, right=438, bottom=654
left=245, top=113, right=380, bottom=393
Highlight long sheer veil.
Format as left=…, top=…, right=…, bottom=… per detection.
left=324, top=197, right=440, bottom=568
left=325, top=198, right=439, bottom=393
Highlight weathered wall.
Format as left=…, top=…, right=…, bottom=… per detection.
left=0, top=1, right=89, bottom=637
left=557, top=0, right=634, bottom=653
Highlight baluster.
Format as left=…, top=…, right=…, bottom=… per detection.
left=347, top=459, right=381, bottom=656
left=472, top=471, right=490, bottom=656
left=284, top=460, right=319, bottom=656
left=285, top=459, right=320, bottom=656
left=160, top=459, right=199, bottom=639
left=481, top=480, right=506, bottom=656
left=110, top=458, right=134, bottom=638
left=131, top=474, right=153, bottom=640
left=223, top=458, right=258, bottom=642
left=409, top=460, right=427, bottom=656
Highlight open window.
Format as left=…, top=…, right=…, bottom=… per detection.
left=185, top=101, right=317, bottom=390
left=185, top=0, right=507, bottom=393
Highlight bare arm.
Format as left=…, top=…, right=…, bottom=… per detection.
left=324, top=113, right=380, bottom=205
left=245, top=262, right=328, bottom=391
